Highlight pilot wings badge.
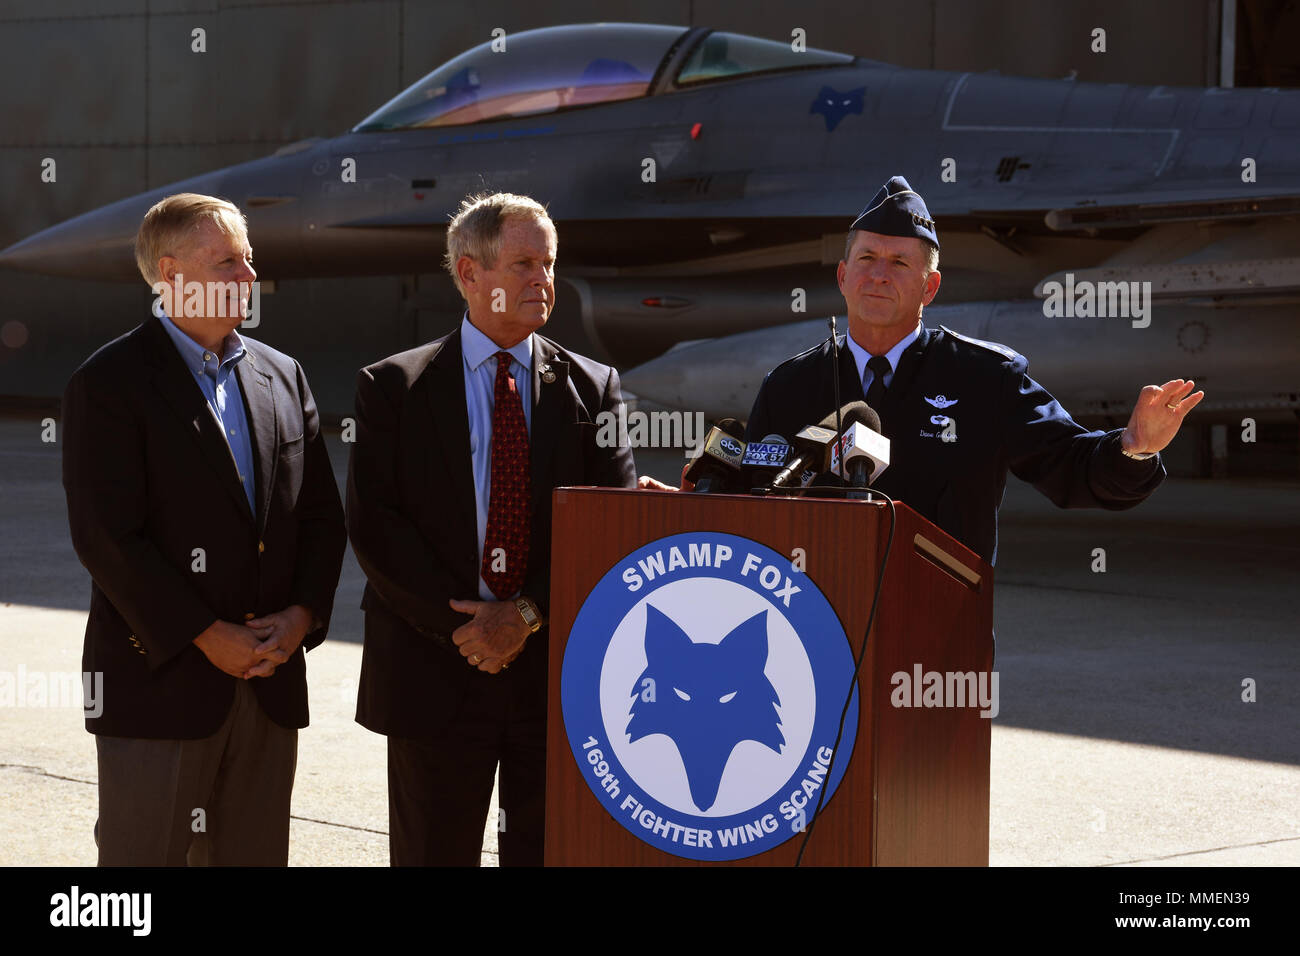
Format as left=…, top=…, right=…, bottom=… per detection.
left=925, top=394, right=958, bottom=409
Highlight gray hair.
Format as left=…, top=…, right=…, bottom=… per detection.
left=135, top=193, right=247, bottom=287
left=443, top=191, right=554, bottom=297
left=842, top=229, right=939, bottom=276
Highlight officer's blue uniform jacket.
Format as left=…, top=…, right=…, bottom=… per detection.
left=744, top=325, right=1165, bottom=566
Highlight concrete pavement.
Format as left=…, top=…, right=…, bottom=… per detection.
left=1, top=416, right=1296, bottom=866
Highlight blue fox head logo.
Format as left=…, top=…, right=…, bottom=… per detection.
left=626, top=605, right=785, bottom=812
left=809, top=85, right=865, bottom=132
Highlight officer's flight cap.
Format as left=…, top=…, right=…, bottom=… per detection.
left=848, top=175, right=939, bottom=250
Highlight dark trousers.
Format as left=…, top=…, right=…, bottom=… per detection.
left=387, top=676, right=546, bottom=867
left=94, top=679, right=298, bottom=866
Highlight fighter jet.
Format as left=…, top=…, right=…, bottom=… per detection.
left=4, top=22, right=1298, bottom=416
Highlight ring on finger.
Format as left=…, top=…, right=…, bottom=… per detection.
left=1165, top=402, right=1178, bottom=410
left=469, top=653, right=481, bottom=665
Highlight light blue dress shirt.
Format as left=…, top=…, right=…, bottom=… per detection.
left=460, top=314, right=534, bottom=601
left=157, top=311, right=257, bottom=514
left=845, top=319, right=922, bottom=394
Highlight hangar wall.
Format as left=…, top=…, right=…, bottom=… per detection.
left=0, top=0, right=1230, bottom=413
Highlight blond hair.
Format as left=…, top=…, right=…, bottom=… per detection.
left=135, top=193, right=248, bottom=286
left=443, top=192, right=553, bottom=297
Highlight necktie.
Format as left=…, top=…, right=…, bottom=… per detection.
left=481, top=352, right=531, bottom=600
left=864, top=355, right=891, bottom=413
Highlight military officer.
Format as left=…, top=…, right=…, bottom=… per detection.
left=743, top=175, right=1204, bottom=566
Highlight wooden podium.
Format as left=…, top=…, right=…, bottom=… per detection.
left=544, top=487, right=993, bottom=866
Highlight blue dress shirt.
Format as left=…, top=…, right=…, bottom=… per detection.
left=460, top=314, right=534, bottom=601
left=157, top=311, right=257, bottom=514
left=845, top=319, right=922, bottom=393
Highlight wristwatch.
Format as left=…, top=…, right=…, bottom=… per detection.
left=1119, top=431, right=1156, bottom=461
left=515, top=597, right=544, bottom=634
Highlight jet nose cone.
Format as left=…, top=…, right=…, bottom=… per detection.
left=623, top=340, right=759, bottom=422
left=0, top=194, right=149, bottom=281
left=620, top=355, right=690, bottom=405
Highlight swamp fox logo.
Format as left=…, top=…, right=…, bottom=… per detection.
left=810, top=85, right=866, bottom=132
left=561, top=531, right=859, bottom=861
left=627, top=605, right=785, bottom=812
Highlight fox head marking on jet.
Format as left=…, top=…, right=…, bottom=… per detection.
left=626, top=605, right=785, bottom=812
left=809, top=85, right=866, bottom=132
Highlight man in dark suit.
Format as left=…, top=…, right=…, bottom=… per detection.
left=62, top=193, right=346, bottom=866
left=744, top=175, right=1204, bottom=567
left=347, top=192, right=636, bottom=866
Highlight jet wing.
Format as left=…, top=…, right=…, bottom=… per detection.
left=1041, top=193, right=1300, bottom=231
left=960, top=192, right=1300, bottom=231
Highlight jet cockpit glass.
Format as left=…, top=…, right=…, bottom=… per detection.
left=676, top=31, right=853, bottom=85
left=353, top=23, right=688, bottom=131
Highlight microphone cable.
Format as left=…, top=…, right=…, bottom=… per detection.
left=793, top=492, right=896, bottom=866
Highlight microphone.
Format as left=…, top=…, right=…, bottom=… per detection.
left=829, top=317, right=844, bottom=452
left=684, top=418, right=747, bottom=493
left=769, top=406, right=852, bottom=489
left=741, top=433, right=794, bottom=491
left=828, top=403, right=890, bottom=486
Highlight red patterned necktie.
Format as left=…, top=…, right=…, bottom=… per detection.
left=481, top=351, right=531, bottom=600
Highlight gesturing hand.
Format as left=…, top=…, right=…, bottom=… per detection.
left=448, top=598, right=530, bottom=675
left=1122, top=379, right=1205, bottom=456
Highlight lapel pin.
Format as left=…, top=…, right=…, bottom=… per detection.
left=540, top=364, right=556, bottom=384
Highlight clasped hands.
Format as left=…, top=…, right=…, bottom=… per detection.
left=193, top=604, right=313, bottom=679
left=448, top=598, right=531, bottom=675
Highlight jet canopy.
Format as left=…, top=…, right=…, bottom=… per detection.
left=675, top=30, right=852, bottom=85
left=353, top=23, right=854, bottom=131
